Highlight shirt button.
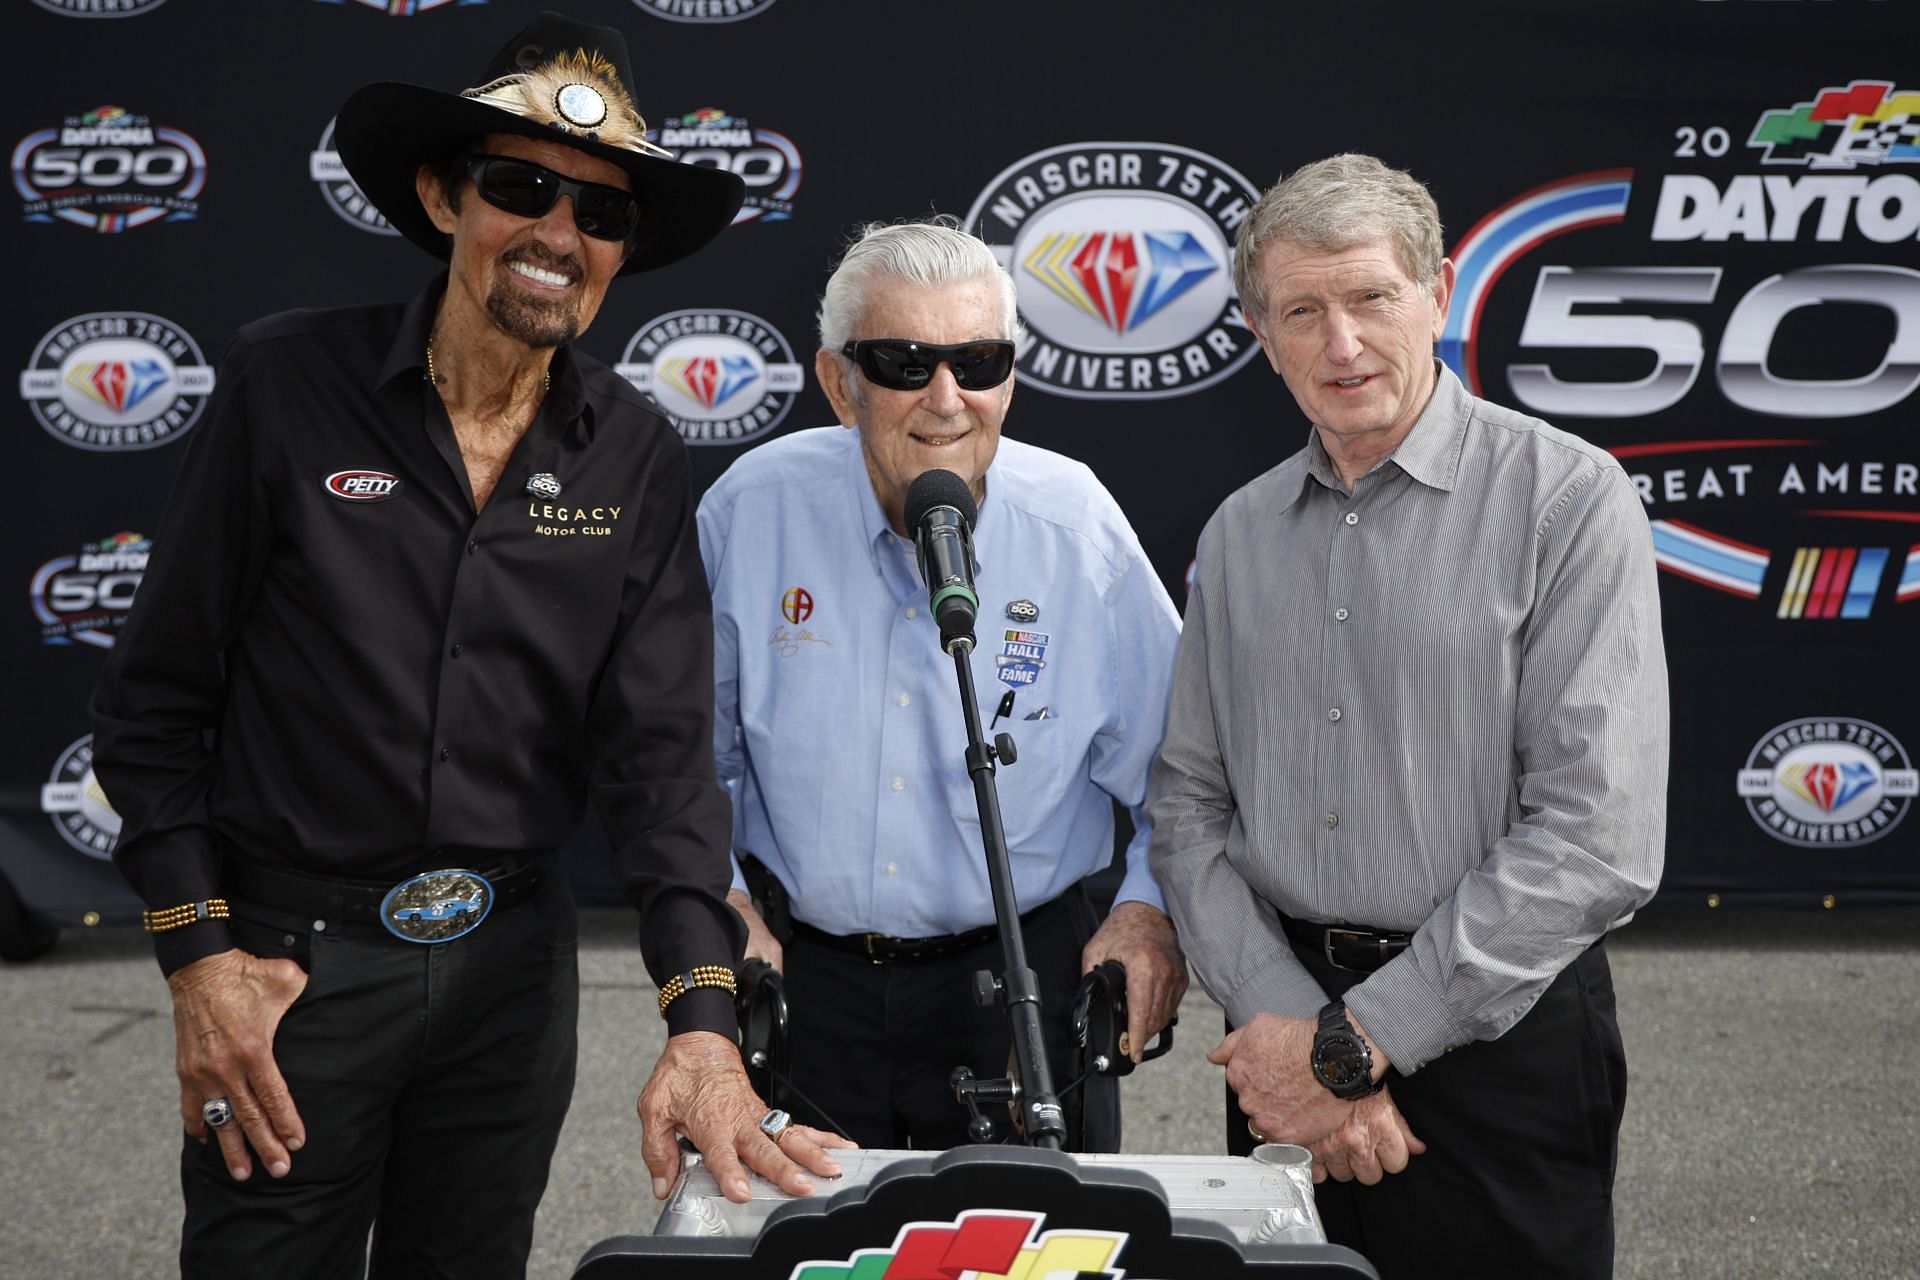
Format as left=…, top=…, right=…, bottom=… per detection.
left=905, top=606, right=918, bottom=620
left=1344, top=512, right=1360, bottom=526
left=450, top=643, right=463, bottom=657
left=1335, top=608, right=1350, bottom=622
left=897, top=693, right=911, bottom=707
left=439, top=746, right=451, bottom=761
left=1328, top=707, right=1342, bottom=722
left=886, top=862, right=898, bottom=876
left=1326, top=812, right=1340, bottom=829
left=467, top=539, right=478, bottom=555
left=891, top=777, right=906, bottom=791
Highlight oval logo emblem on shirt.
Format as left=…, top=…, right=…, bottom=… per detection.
left=325, top=469, right=403, bottom=502
left=379, top=869, right=494, bottom=943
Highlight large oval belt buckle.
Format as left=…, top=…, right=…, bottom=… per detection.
left=379, top=869, right=494, bottom=943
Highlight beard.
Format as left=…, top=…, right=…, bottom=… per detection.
left=486, top=248, right=584, bottom=348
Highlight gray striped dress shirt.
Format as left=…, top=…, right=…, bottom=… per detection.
left=1148, top=363, right=1668, bottom=1074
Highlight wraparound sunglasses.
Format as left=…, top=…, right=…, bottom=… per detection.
left=841, top=338, right=1017, bottom=391
left=463, top=154, right=640, bottom=242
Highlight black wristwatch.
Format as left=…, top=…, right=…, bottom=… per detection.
left=1311, top=1002, right=1383, bottom=1099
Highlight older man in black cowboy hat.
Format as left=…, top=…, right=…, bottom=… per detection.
left=90, top=12, right=845, bottom=1277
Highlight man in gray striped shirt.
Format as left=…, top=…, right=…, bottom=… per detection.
left=1148, top=154, right=1668, bottom=1279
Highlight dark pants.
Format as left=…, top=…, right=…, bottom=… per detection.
left=180, top=873, right=580, bottom=1280
left=780, top=890, right=1097, bottom=1150
left=1230, top=939, right=1626, bottom=1280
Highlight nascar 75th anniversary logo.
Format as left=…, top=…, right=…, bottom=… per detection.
left=1442, top=80, right=1920, bottom=623
left=967, top=142, right=1264, bottom=401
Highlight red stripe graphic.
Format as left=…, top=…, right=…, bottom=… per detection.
left=1820, top=548, right=1858, bottom=619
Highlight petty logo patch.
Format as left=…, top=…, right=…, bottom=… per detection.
left=781, top=587, right=813, bottom=623
left=325, top=469, right=402, bottom=502
left=997, top=628, right=1050, bottom=688
left=379, top=870, right=493, bottom=943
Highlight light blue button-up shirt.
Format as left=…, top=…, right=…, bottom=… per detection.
left=698, top=426, right=1182, bottom=938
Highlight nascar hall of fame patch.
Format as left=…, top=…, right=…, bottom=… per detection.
left=966, top=141, right=1264, bottom=401
left=31, top=531, right=149, bottom=648
left=1438, top=80, right=1920, bottom=622
left=30, top=0, right=169, bottom=15
left=997, top=629, right=1050, bottom=689
left=617, top=309, right=803, bottom=446
left=21, top=312, right=214, bottom=451
left=1737, top=717, right=1916, bottom=849
left=313, top=0, right=489, bottom=14
left=627, top=0, right=778, bottom=23
left=310, top=117, right=396, bottom=235
left=14, top=106, right=205, bottom=233
left=41, top=735, right=121, bottom=860
left=649, top=110, right=801, bottom=224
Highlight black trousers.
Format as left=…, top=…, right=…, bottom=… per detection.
left=179, top=873, right=580, bottom=1280
left=779, top=890, right=1097, bottom=1150
left=1230, top=939, right=1626, bottom=1280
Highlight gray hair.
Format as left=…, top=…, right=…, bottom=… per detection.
left=816, top=216, right=1019, bottom=353
left=1233, top=154, right=1444, bottom=326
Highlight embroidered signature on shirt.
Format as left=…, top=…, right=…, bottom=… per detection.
left=768, top=625, right=832, bottom=659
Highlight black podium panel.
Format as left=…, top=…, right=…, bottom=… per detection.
left=575, top=1146, right=1376, bottom=1279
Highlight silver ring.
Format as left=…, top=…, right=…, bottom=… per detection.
left=758, top=1108, right=792, bottom=1143
left=1247, top=1117, right=1265, bottom=1143
left=202, top=1097, right=235, bottom=1130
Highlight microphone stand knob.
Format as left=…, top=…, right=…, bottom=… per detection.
left=993, top=733, right=1017, bottom=766
left=972, top=969, right=1003, bottom=1009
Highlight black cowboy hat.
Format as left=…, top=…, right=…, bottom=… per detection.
left=334, top=10, right=743, bottom=277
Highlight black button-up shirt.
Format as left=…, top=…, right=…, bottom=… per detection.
left=92, top=278, right=743, bottom=1035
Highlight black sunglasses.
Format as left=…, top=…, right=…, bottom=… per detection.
left=463, top=154, right=640, bottom=242
left=841, top=339, right=1016, bottom=392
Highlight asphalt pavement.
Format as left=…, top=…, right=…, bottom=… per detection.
left=2, top=906, right=1915, bottom=1279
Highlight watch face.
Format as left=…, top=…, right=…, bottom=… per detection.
left=1314, top=1033, right=1369, bottom=1089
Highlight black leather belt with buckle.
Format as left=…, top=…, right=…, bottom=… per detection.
left=1280, top=915, right=1414, bottom=973
left=222, top=854, right=546, bottom=943
left=790, top=893, right=1069, bottom=965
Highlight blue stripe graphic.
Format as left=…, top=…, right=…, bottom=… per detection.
left=1842, top=548, right=1889, bottom=619
left=1650, top=525, right=1766, bottom=589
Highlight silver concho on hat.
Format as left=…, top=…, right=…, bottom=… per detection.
left=554, top=83, right=609, bottom=130
left=380, top=869, right=494, bottom=943
left=527, top=472, right=563, bottom=500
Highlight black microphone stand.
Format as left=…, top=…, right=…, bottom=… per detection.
left=941, top=626, right=1067, bottom=1150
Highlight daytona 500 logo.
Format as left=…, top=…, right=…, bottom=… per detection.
left=1442, top=80, right=1920, bottom=623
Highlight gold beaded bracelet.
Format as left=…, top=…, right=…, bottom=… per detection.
left=657, top=965, right=737, bottom=1017
left=141, top=899, right=230, bottom=933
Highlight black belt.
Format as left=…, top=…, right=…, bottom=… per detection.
left=1280, top=914, right=1414, bottom=974
left=222, top=855, right=547, bottom=931
left=791, top=892, right=1071, bottom=966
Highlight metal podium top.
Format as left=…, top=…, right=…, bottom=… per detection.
left=657, top=1144, right=1325, bottom=1246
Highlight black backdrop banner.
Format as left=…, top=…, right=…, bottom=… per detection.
left=6, top=0, right=1917, bottom=930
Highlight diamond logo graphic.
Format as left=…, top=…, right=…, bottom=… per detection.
left=1022, top=230, right=1217, bottom=336
left=657, top=354, right=759, bottom=410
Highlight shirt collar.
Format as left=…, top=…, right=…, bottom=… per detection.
left=1287, top=357, right=1468, bottom=505
left=375, top=273, right=596, bottom=445
left=847, top=429, right=995, bottom=573
left=1386, top=359, right=1468, bottom=493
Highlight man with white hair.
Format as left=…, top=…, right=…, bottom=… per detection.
left=1149, top=154, right=1668, bottom=1278
left=698, top=218, right=1188, bottom=1150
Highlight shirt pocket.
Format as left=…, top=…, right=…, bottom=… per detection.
left=989, top=716, right=1088, bottom=849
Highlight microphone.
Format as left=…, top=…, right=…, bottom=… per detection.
left=905, top=468, right=980, bottom=653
